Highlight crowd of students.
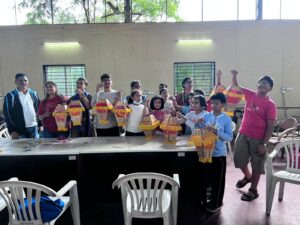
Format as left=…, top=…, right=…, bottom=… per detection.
left=2, top=70, right=277, bottom=213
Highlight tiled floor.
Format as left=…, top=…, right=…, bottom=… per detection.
left=1, top=156, right=299, bottom=225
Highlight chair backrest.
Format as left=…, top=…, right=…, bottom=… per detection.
left=292, top=115, right=300, bottom=124
left=0, top=128, right=11, bottom=139
left=112, top=172, right=179, bottom=215
left=273, top=140, right=300, bottom=173
left=279, top=117, right=298, bottom=130
left=0, top=180, right=57, bottom=225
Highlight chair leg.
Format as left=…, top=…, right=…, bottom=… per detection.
left=70, top=186, right=81, bottom=225
left=226, top=142, right=233, bottom=160
left=163, top=210, right=172, bottom=225
left=125, top=214, right=132, bottom=225
left=266, top=179, right=277, bottom=215
left=278, top=181, right=285, bottom=201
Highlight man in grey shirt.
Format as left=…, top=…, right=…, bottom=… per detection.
left=91, top=73, right=121, bottom=136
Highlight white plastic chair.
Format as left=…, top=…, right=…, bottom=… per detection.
left=266, top=140, right=300, bottom=215
left=0, top=179, right=81, bottom=225
left=226, top=121, right=236, bottom=159
left=0, top=128, right=11, bottom=139
left=112, top=172, right=180, bottom=225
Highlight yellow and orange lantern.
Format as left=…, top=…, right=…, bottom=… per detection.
left=224, top=85, right=244, bottom=117
left=92, top=99, right=113, bottom=125
left=113, top=101, right=132, bottom=127
left=67, top=100, right=85, bottom=126
left=189, top=128, right=218, bottom=163
left=160, top=115, right=182, bottom=144
left=52, top=104, right=68, bottom=132
left=139, top=114, right=160, bottom=139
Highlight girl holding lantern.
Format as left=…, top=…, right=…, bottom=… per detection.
left=38, top=81, right=69, bottom=138
left=126, top=90, right=149, bottom=136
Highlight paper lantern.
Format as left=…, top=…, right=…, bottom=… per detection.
left=224, top=85, right=244, bottom=117
left=92, top=99, right=113, bottom=125
left=52, top=104, right=68, bottom=132
left=160, top=115, right=182, bottom=144
left=139, top=114, right=160, bottom=138
left=67, top=100, right=85, bottom=126
left=189, top=128, right=218, bottom=163
left=113, top=101, right=132, bottom=127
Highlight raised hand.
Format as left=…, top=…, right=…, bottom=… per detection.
left=231, top=69, right=238, bottom=76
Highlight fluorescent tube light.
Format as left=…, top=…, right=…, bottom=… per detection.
left=177, top=39, right=213, bottom=45
left=44, top=42, right=80, bottom=47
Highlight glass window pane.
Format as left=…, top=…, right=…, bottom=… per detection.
left=178, top=0, right=202, bottom=21
left=263, top=0, right=280, bottom=19
left=203, top=0, right=237, bottom=21
left=0, top=0, right=16, bottom=25
left=174, top=62, right=215, bottom=95
left=44, top=65, right=85, bottom=97
left=281, top=0, right=300, bottom=19
left=238, top=0, right=256, bottom=20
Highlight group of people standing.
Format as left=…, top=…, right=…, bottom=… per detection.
left=2, top=70, right=277, bottom=213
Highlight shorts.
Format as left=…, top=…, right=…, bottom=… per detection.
left=233, top=133, right=266, bottom=174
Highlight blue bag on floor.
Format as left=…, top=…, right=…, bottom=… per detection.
left=18, top=196, right=64, bottom=222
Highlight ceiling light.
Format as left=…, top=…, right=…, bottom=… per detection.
left=177, top=39, right=213, bottom=45
left=44, top=42, right=80, bottom=47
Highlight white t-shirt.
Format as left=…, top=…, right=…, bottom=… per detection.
left=18, top=90, right=37, bottom=128
left=91, top=90, right=118, bottom=129
left=126, top=104, right=144, bottom=133
left=164, top=100, right=175, bottom=110
left=185, top=110, right=208, bottom=131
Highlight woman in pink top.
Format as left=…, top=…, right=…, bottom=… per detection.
left=231, top=70, right=277, bottom=201
left=38, top=81, right=69, bottom=138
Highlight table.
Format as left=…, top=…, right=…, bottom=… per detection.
left=0, top=136, right=201, bottom=224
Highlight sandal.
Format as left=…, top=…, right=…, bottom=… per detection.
left=241, top=189, right=259, bottom=201
left=236, top=177, right=251, bottom=188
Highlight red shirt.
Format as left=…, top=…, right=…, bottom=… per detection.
left=239, top=88, right=277, bottom=140
left=38, top=96, right=64, bottom=132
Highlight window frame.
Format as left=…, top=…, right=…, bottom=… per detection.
left=173, top=61, right=215, bottom=96
left=43, top=64, right=86, bottom=97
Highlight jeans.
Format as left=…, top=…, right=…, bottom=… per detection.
left=19, top=126, right=39, bottom=139
left=42, top=129, right=69, bottom=139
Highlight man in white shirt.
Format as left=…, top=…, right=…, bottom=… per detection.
left=91, top=73, right=121, bottom=136
left=3, top=73, right=40, bottom=139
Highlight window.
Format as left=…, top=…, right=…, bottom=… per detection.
left=281, top=0, right=300, bottom=19
left=203, top=0, right=238, bottom=21
left=174, top=62, right=215, bottom=96
left=43, top=65, right=85, bottom=97
left=263, top=0, right=281, bottom=19
left=238, top=0, right=256, bottom=20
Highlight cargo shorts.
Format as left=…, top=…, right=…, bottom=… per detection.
left=233, top=133, right=266, bottom=174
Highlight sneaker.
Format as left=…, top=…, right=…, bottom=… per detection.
left=205, top=206, right=221, bottom=213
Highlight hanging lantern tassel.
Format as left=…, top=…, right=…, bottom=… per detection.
left=189, top=128, right=218, bottom=163
left=92, top=99, right=113, bottom=125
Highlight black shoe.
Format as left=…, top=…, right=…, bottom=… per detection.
left=205, top=205, right=221, bottom=213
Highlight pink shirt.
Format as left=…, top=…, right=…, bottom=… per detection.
left=152, top=110, right=167, bottom=122
left=239, top=88, right=277, bottom=140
